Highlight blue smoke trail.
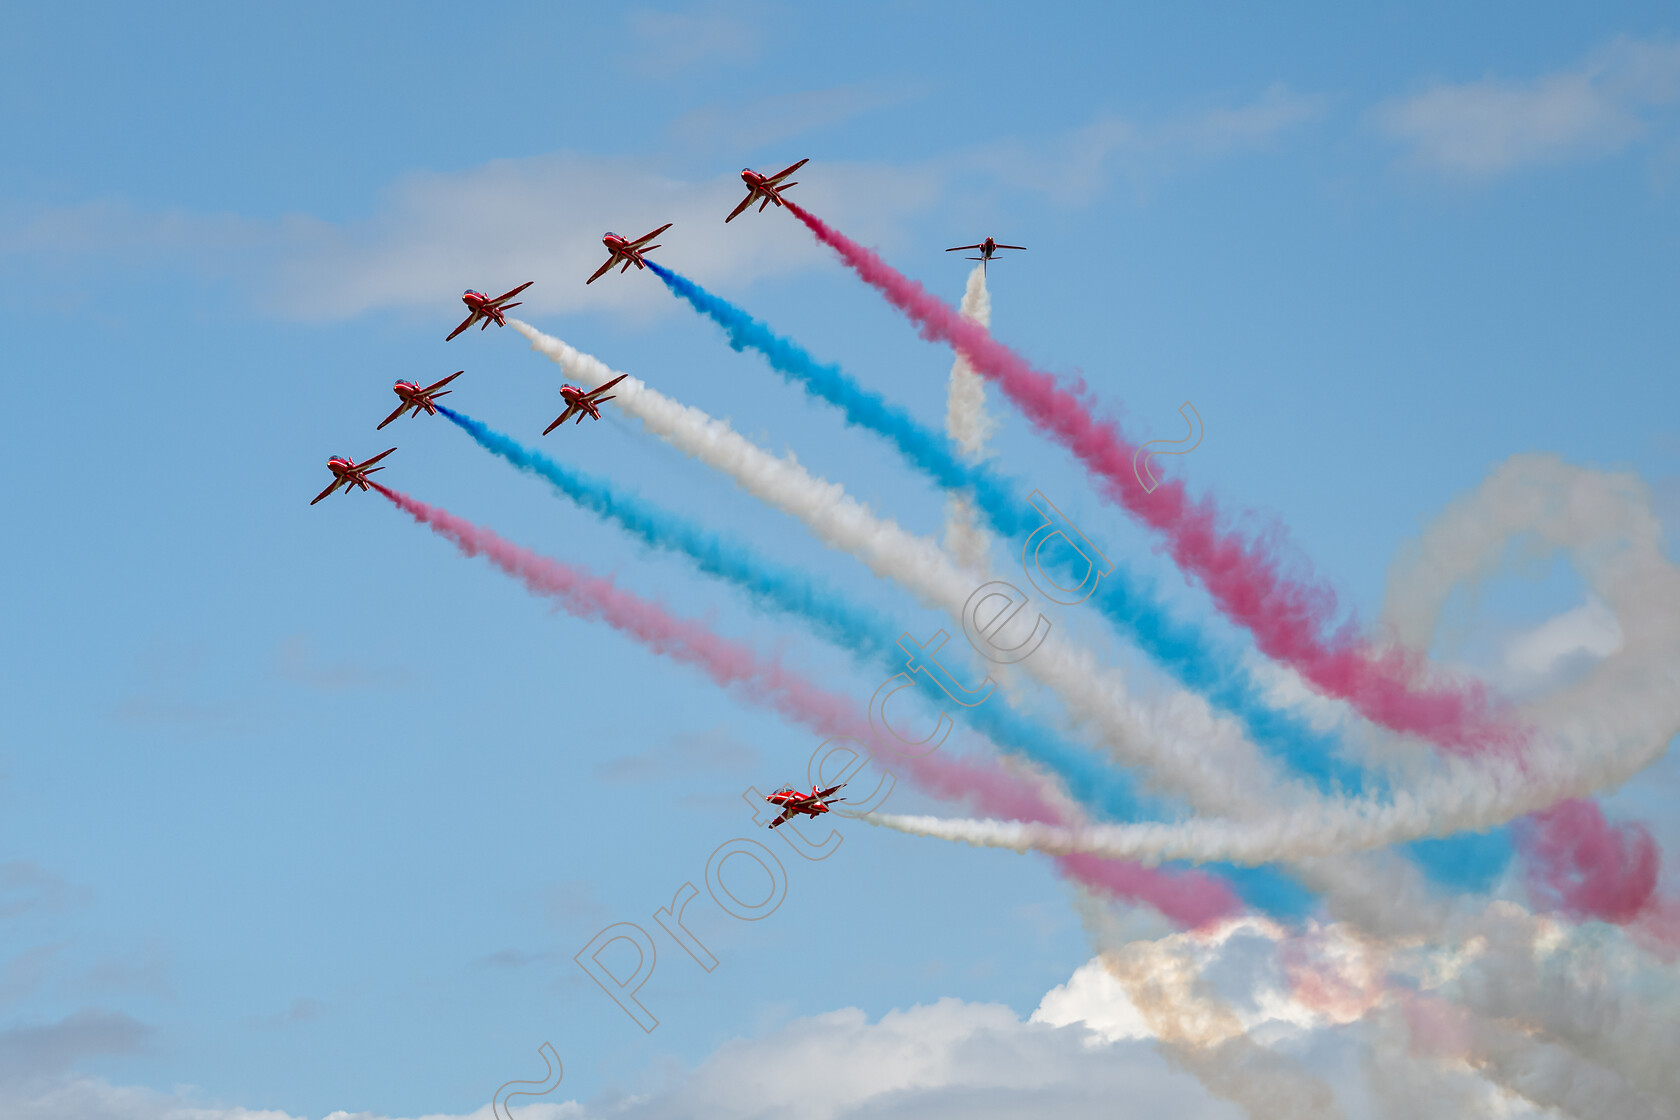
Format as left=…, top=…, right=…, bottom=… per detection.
left=439, top=404, right=1312, bottom=917
left=648, top=262, right=1356, bottom=786
left=646, top=262, right=1512, bottom=891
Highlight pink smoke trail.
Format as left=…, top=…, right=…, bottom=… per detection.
left=374, top=484, right=1240, bottom=929
left=782, top=200, right=1521, bottom=758
left=1517, top=800, right=1662, bottom=925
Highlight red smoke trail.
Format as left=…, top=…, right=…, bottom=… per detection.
left=374, top=484, right=1240, bottom=928
left=782, top=200, right=1519, bottom=758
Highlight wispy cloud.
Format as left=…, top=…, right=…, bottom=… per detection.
left=668, top=80, right=922, bottom=153
left=274, top=635, right=404, bottom=692
left=961, top=84, right=1328, bottom=204
left=2, top=86, right=1326, bottom=325
left=0, top=1008, right=151, bottom=1083
left=624, top=2, right=768, bottom=74
left=1374, top=34, right=1680, bottom=179
left=1, top=154, right=930, bottom=322
left=106, top=695, right=248, bottom=731
left=0, top=943, right=66, bottom=1007
left=249, top=996, right=327, bottom=1030
left=591, top=723, right=761, bottom=784
left=476, top=948, right=552, bottom=970
left=0, top=862, right=89, bottom=921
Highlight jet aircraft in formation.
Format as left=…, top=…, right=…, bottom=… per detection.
left=378, top=371, right=463, bottom=430
left=329, top=162, right=1029, bottom=504
left=447, top=282, right=533, bottom=341
left=763, top=782, right=848, bottom=829
left=545, top=375, right=629, bottom=433
left=310, top=448, right=396, bottom=505
left=587, top=225, right=673, bottom=284
left=946, top=236, right=1025, bottom=271
left=726, top=158, right=808, bottom=222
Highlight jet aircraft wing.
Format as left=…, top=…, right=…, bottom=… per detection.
left=627, top=223, right=672, bottom=248
left=584, top=374, right=628, bottom=401
left=543, top=405, right=580, bottom=434
left=487, top=281, right=533, bottom=308
left=766, top=158, right=808, bottom=184
left=725, top=193, right=755, bottom=222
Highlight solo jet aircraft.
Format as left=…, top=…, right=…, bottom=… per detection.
left=447, top=282, right=533, bottom=341
left=310, top=448, right=396, bottom=505
left=946, top=237, right=1025, bottom=271
left=763, top=782, right=848, bottom=829
left=544, top=374, right=629, bottom=433
left=726, top=158, right=808, bottom=222
left=587, top=225, right=672, bottom=284
left=378, top=371, right=463, bottom=430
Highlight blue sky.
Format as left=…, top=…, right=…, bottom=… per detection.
left=3, top=3, right=1679, bottom=1118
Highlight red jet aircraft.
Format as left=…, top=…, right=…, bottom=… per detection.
left=763, top=782, right=848, bottom=829
left=726, top=158, right=808, bottom=222
left=310, top=448, right=396, bottom=505
left=447, top=282, right=533, bottom=341
left=544, top=374, right=629, bottom=433
left=378, top=371, right=463, bottom=430
left=946, top=237, right=1025, bottom=271
left=587, top=225, right=672, bottom=284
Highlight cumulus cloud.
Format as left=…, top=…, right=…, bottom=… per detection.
left=0, top=994, right=1242, bottom=1120
left=1373, top=34, right=1680, bottom=178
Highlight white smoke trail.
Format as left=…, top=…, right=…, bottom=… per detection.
left=509, top=321, right=1671, bottom=1116
left=509, top=318, right=1304, bottom=819
left=1442, top=903, right=1680, bottom=1111
left=864, top=455, right=1680, bottom=866
left=942, top=264, right=995, bottom=573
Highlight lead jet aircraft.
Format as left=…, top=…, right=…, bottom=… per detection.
left=447, top=282, right=533, bottom=341
left=378, top=371, right=463, bottom=430
left=946, top=237, right=1025, bottom=272
left=763, top=781, right=848, bottom=829
left=310, top=448, right=396, bottom=505
left=726, top=158, right=808, bottom=222
left=587, top=225, right=672, bottom=284
left=544, top=374, right=629, bottom=433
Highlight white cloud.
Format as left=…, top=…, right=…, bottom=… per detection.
left=1501, top=596, right=1623, bottom=686
left=1031, top=955, right=1152, bottom=1041
left=0, top=996, right=1240, bottom=1120
left=1374, top=35, right=1680, bottom=179
left=962, top=85, right=1326, bottom=205
left=2, top=154, right=935, bottom=323
left=3, top=87, right=1325, bottom=327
